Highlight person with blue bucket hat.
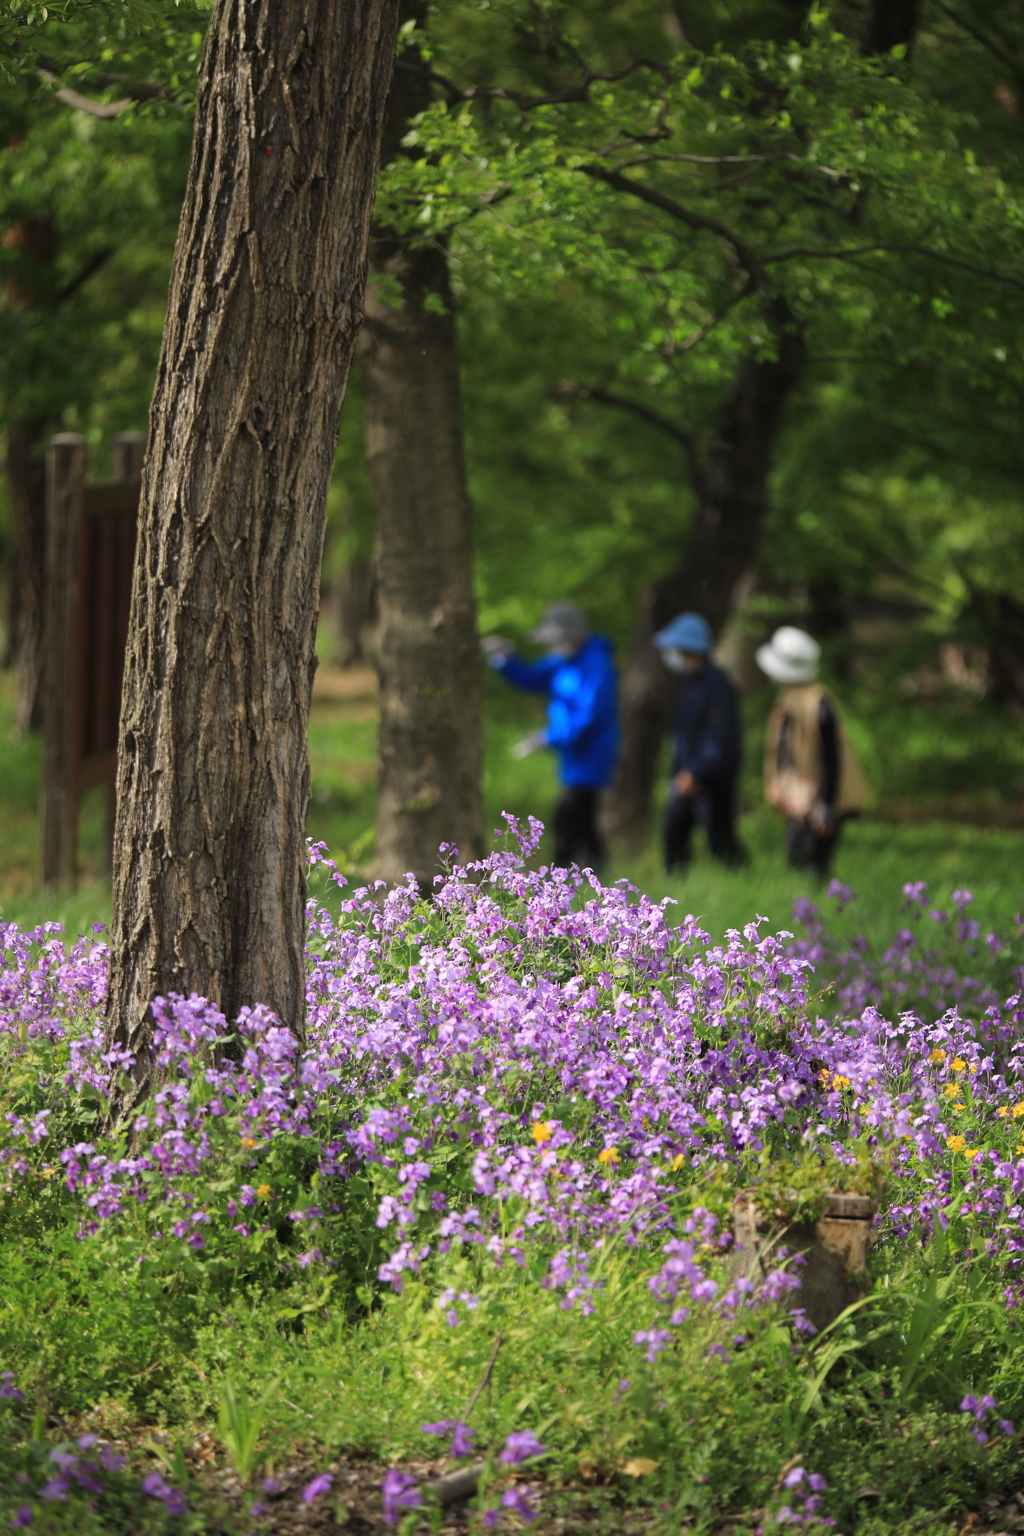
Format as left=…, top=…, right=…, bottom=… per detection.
left=653, top=611, right=746, bottom=873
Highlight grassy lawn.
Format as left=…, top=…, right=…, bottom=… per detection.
left=3, top=663, right=1024, bottom=950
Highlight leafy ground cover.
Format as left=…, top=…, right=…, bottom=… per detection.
left=2, top=818, right=1024, bottom=1534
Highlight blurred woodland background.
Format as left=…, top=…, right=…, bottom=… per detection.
left=2, top=0, right=1023, bottom=938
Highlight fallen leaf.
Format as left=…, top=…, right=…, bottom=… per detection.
left=621, top=1457, right=660, bottom=1478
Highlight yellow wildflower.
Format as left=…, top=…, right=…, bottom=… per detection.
left=951, top=1057, right=968, bottom=1073
left=1012, top=1102, right=1024, bottom=1120
left=831, top=1074, right=852, bottom=1091
left=945, top=1135, right=966, bottom=1153
left=943, top=1084, right=960, bottom=1098
left=998, top=1106, right=1010, bottom=1118
left=1017, top=1142, right=1024, bottom=1155
left=531, top=1121, right=553, bottom=1145
left=929, top=1048, right=946, bottom=1065
left=817, top=1068, right=830, bottom=1084
left=671, top=1154, right=686, bottom=1172
left=598, top=1146, right=620, bottom=1167
left=256, top=1183, right=271, bottom=1198
left=240, top=1136, right=259, bottom=1150
left=965, top=1148, right=980, bottom=1160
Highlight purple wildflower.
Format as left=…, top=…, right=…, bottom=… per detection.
left=382, top=1469, right=422, bottom=1524
left=499, top=1431, right=544, bottom=1466
left=302, top=1473, right=333, bottom=1503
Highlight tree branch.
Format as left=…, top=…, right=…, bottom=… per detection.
left=761, top=239, right=1024, bottom=290
left=457, top=56, right=668, bottom=111
left=54, top=246, right=114, bottom=306
left=555, top=379, right=705, bottom=488
left=36, top=55, right=172, bottom=103
left=580, top=164, right=763, bottom=282
left=37, top=67, right=133, bottom=117
left=391, top=49, right=669, bottom=112
left=35, top=58, right=179, bottom=116
left=610, top=151, right=848, bottom=180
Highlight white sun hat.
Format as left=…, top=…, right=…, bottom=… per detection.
left=756, top=626, right=821, bottom=684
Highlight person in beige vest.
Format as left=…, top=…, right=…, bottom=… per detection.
left=756, top=627, right=868, bottom=877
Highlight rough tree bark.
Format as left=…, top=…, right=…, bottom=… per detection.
left=359, top=6, right=485, bottom=887
left=104, top=0, right=401, bottom=1104
left=604, top=312, right=806, bottom=849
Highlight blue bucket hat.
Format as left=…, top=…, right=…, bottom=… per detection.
left=653, top=612, right=713, bottom=655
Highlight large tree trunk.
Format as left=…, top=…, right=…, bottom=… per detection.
left=359, top=11, right=485, bottom=887
left=6, top=417, right=49, bottom=733
left=105, top=0, right=400, bottom=1105
left=605, top=318, right=806, bottom=849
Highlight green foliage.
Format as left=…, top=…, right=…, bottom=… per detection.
left=217, top=1376, right=274, bottom=1486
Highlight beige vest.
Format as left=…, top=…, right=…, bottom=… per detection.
left=764, top=683, right=868, bottom=817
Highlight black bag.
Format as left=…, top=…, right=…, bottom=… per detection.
left=786, top=817, right=822, bottom=870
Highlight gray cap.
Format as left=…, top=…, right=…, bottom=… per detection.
left=530, top=600, right=588, bottom=647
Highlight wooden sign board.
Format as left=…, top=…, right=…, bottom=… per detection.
left=40, top=433, right=143, bottom=888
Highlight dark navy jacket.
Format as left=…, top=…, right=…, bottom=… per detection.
left=497, top=635, right=619, bottom=787
left=669, top=662, right=742, bottom=784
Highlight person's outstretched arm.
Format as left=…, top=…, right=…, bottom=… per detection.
left=491, top=650, right=562, bottom=693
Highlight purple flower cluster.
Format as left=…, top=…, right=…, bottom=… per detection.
left=422, top=1419, right=476, bottom=1457
left=755, top=1466, right=834, bottom=1530
left=960, top=1394, right=1015, bottom=1444
left=2, top=817, right=1024, bottom=1400
left=0, top=1395, right=183, bottom=1526
left=790, top=880, right=1023, bottom=1025
left=381, top=1468, right=422, bottom=1523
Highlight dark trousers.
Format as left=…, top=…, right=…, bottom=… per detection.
left=786, top=816, right=843, bottom=878
left=664, top=779, right=745, bottom=873
left=553, top=786, right=605, bottom=870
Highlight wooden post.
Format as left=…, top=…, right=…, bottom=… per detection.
left=105, top=431, right=144, bottom=857
left=40, top=434, right=86, bottom=889
left=110, top=431, right=145, bottom=483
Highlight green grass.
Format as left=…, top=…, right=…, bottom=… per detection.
left=3, top=663, right=1024, bottom=947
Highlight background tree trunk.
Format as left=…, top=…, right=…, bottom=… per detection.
left=105, top=0, right=400, bottom=1104
left=3, top=215, right=59, bottom=734
left=604, top=318, right=806, bottom=849
left=6, top=417, right=49, bottom=733
left=332, top=553, right=378, bottom=665
left=861, top=0, right=920, bottom=57
left=360, top=7, right=485, bottom=887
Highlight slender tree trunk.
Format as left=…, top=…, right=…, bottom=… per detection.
left=6, top=418, right=49, bottom=733
left=333, top=552, right=378, bottom=665
left=105, top=0, right=400, bottom=1104
left=359, top=10, right=485, bottom=887
left=861, top=0, right=920, bottom=56
left=3, top=216, right=58, bottom=733
left=605, top=318, right=805, bottom=849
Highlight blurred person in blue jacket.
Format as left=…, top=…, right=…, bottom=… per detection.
left=483, top=601, right=619, bottom=869
left=653, top=611, right=746, bottom=873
